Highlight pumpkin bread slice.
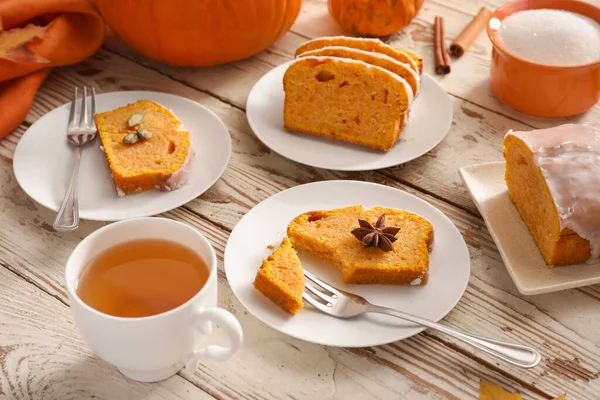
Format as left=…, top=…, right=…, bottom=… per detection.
left=503, top=127, right=598, bottom=265
left=94, top=100, right=193, bottom=196
left=254, top=238, right=305, bottom=315
left=295, top=36, right=420, bottom=74
left=395, top=48, right=423, bottom=75
left=287, top=205, right=433, bottom=285
left=298, top=46, right=420, bottom=96
left=283, top=56, right=413, bottom=151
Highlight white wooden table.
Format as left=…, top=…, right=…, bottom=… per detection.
left=1, top=1, right=599, bottom=398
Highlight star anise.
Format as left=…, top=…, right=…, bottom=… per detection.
left=350, top=214, right=401, bottom=252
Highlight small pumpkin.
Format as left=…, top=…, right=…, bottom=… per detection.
left=328, top=0, right=423, bottom=37
left=94, top=0, right=302, bottom=67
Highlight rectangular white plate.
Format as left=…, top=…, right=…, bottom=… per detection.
left=459, top=161, right=600, bottom=295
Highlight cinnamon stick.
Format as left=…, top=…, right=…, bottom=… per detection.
left=434, top=16, right=450, bottom=75
left=450, top=7, right=492, bottom=57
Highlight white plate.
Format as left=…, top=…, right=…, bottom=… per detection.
left=460, top=162, right=600, bottom=295
left=246, top=61, right=453, bottom=171
left=224, top=181, right=470, bottom=347
left=13, top=91, right=231, bottom=221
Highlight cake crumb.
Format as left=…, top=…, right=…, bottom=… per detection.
left=267, top=244, right=275, bottom=250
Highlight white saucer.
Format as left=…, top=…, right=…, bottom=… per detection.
left=246, top=61, right=453, bottom=171
left=224, top=180, right=470, bottom=347
left=460, top=161, right=600, bottom=295
left=13, top=91, right=231, bottom=221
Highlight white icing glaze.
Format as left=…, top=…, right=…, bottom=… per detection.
left=299, top=36, right=420, bottom=73
left=506, top=123, right=600, bottom=264
left=409, top=277, right=422, bottom=286
left=159, top=106, right=192, bottom=191
left=156, top=148, right=195, bottom=192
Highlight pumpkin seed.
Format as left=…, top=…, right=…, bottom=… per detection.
left=123, top=133, right=139, bottom=144
left=127, top=113, right=145, bottom=127
left=137, top=128, right=152, bottom=140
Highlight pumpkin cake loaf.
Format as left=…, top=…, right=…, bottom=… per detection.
left=283, top=56, right=413, bottom=151
left=287, top=205, right=434, bottom=285
left=396, top=48, right=423, bottom=75
left=94, top=100, right=193, bottom=196
left=298, top=46, right=420, bottom=96
left=504, top=123, right=600, bottom=266
left=295, top=36, right=421, bottom=74
left=254, top=238, right=305, bottom=315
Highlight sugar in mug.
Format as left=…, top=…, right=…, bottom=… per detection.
left=487, top=0, right=600, bottom=117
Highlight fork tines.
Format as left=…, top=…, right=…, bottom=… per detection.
left=68, top=86, right=97, bottom=145
left=303, top=270, right=339, bottom=309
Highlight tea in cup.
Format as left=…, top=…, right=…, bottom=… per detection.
left=65, top=217, right=243, bottom=382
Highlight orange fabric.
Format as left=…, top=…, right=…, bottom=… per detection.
left=0, top=0, right=105, bottom=139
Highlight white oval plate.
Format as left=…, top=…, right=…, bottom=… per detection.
left=246, top=61, right=453, bottom=171
left=13, top=91, right=231, bottom=221
left=224, top=181, right=470, bottom=347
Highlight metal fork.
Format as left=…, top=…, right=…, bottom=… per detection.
left=53, top=87, right=97, bottom=232
left=303, top=270, right=541, bottom=368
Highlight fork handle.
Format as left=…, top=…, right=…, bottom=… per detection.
left=53, top=146, right=81, bottom=231
left=368, top=305, right=541, bottom=368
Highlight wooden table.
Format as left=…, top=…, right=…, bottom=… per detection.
left=1, top=1, right=599, bottom=399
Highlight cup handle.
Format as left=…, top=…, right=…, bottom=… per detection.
left=184, top=308, right=243, bottom=373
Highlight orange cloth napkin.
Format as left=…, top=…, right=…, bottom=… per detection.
left=0, top=0, right=105, bottom=140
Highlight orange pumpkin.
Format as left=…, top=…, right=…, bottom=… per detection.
left=328, top=0, right=423, bottom=37
left=94, top=0, right=302, bottom=67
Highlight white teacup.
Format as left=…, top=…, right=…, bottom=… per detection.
left=65, top=217, right=243, bottom=382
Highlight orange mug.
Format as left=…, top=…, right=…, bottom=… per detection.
left=487, top=0, right=600, bottom=117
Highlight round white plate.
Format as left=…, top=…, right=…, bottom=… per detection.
left=246, top=61, right=453, bottom=171
left=13, top=91, right=231, bottom=221
left=224, top=180, right=470, bottom=347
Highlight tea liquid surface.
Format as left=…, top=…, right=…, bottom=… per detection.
left=77, top=239, right=209, bottom=318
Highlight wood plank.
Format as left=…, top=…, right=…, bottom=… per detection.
left=42, top=45, right=516, bottom=217
left=102, top=29, right=301, bottom=111
left=0, top=159, right=546, bottom=400
left=292, top=0, right=600, bottom=128
left=2, top=51, right=599, bottom=397
left=0, top=260, right=215, bottom=399
left=0, top=125, right=25, bottom=163
left=188, top=168, right=600, bottom=398
left=102, top=0, right=600, bottom=216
